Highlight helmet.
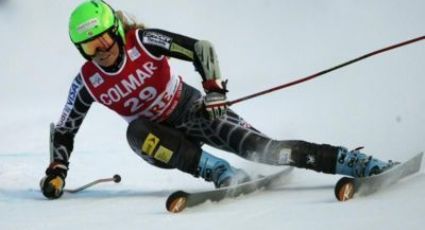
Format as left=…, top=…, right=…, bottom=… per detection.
left=69, top=0, right=125, bottom=45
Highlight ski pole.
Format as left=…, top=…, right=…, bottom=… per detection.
left=65, top=174, right=121, bottom=193
left=227, top=35, right=425, bottom=106
left=49, top=122, right=55, bottom=163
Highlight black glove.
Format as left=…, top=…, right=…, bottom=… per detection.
left=202, top=80, right=229, bottom=120
left=39, top=161, right=68, bottom=199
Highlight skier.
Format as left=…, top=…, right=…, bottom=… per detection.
left=40, top=0, right=394, bottom=199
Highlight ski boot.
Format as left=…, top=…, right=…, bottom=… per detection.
left=197, top=151, right=251, bottom=188
left=335, top=147, right=396, bottom=177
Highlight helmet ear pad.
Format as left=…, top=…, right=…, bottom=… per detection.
left=115, top=16, right=126, bottom=44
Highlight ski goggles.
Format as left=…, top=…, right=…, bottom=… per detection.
left=79, top=32, right=116, bottom=57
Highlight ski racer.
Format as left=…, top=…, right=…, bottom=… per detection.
left=40, top=0, right=394, bottom=199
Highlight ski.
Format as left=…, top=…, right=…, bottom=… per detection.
left=335, top=152, right=423, bottom=201
left=166, top=167, right=293, bottom=213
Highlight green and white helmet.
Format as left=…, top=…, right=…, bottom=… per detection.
left=69, top=0, right=125, bottom=56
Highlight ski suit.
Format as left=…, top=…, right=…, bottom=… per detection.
left=53, top=28, right=341, bottom=177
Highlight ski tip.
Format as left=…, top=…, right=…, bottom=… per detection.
left=335, top=177, right=355, bottom=202
left=166, top=191, right=189, bottom=213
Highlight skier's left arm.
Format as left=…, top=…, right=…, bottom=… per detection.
left=138, top=29, right=228, bottom=120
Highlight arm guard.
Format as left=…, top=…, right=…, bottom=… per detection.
left=194, top=40, right=222, bottom=82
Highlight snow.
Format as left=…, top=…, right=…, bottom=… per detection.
left=1, top=0, right=424, bottom=229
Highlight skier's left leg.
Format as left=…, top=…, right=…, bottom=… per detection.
left=174, top=107, right=393, bottom=178
left=256, top=140, right=395, bottom=177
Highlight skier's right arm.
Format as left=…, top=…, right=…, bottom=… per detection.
left=139, top=29, right=228, bottom=120
left=40, top=74, right=94, bottom=199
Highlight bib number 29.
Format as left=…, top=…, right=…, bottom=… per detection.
left=124, top=87, right=157, bottom=113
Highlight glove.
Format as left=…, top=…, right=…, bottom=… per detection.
left=39, top=161, right=68, bottom=199
left=202, top=79, right=229, bottom=120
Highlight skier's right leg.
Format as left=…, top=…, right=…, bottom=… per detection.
left=126, top=118, right=249, bottom=187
